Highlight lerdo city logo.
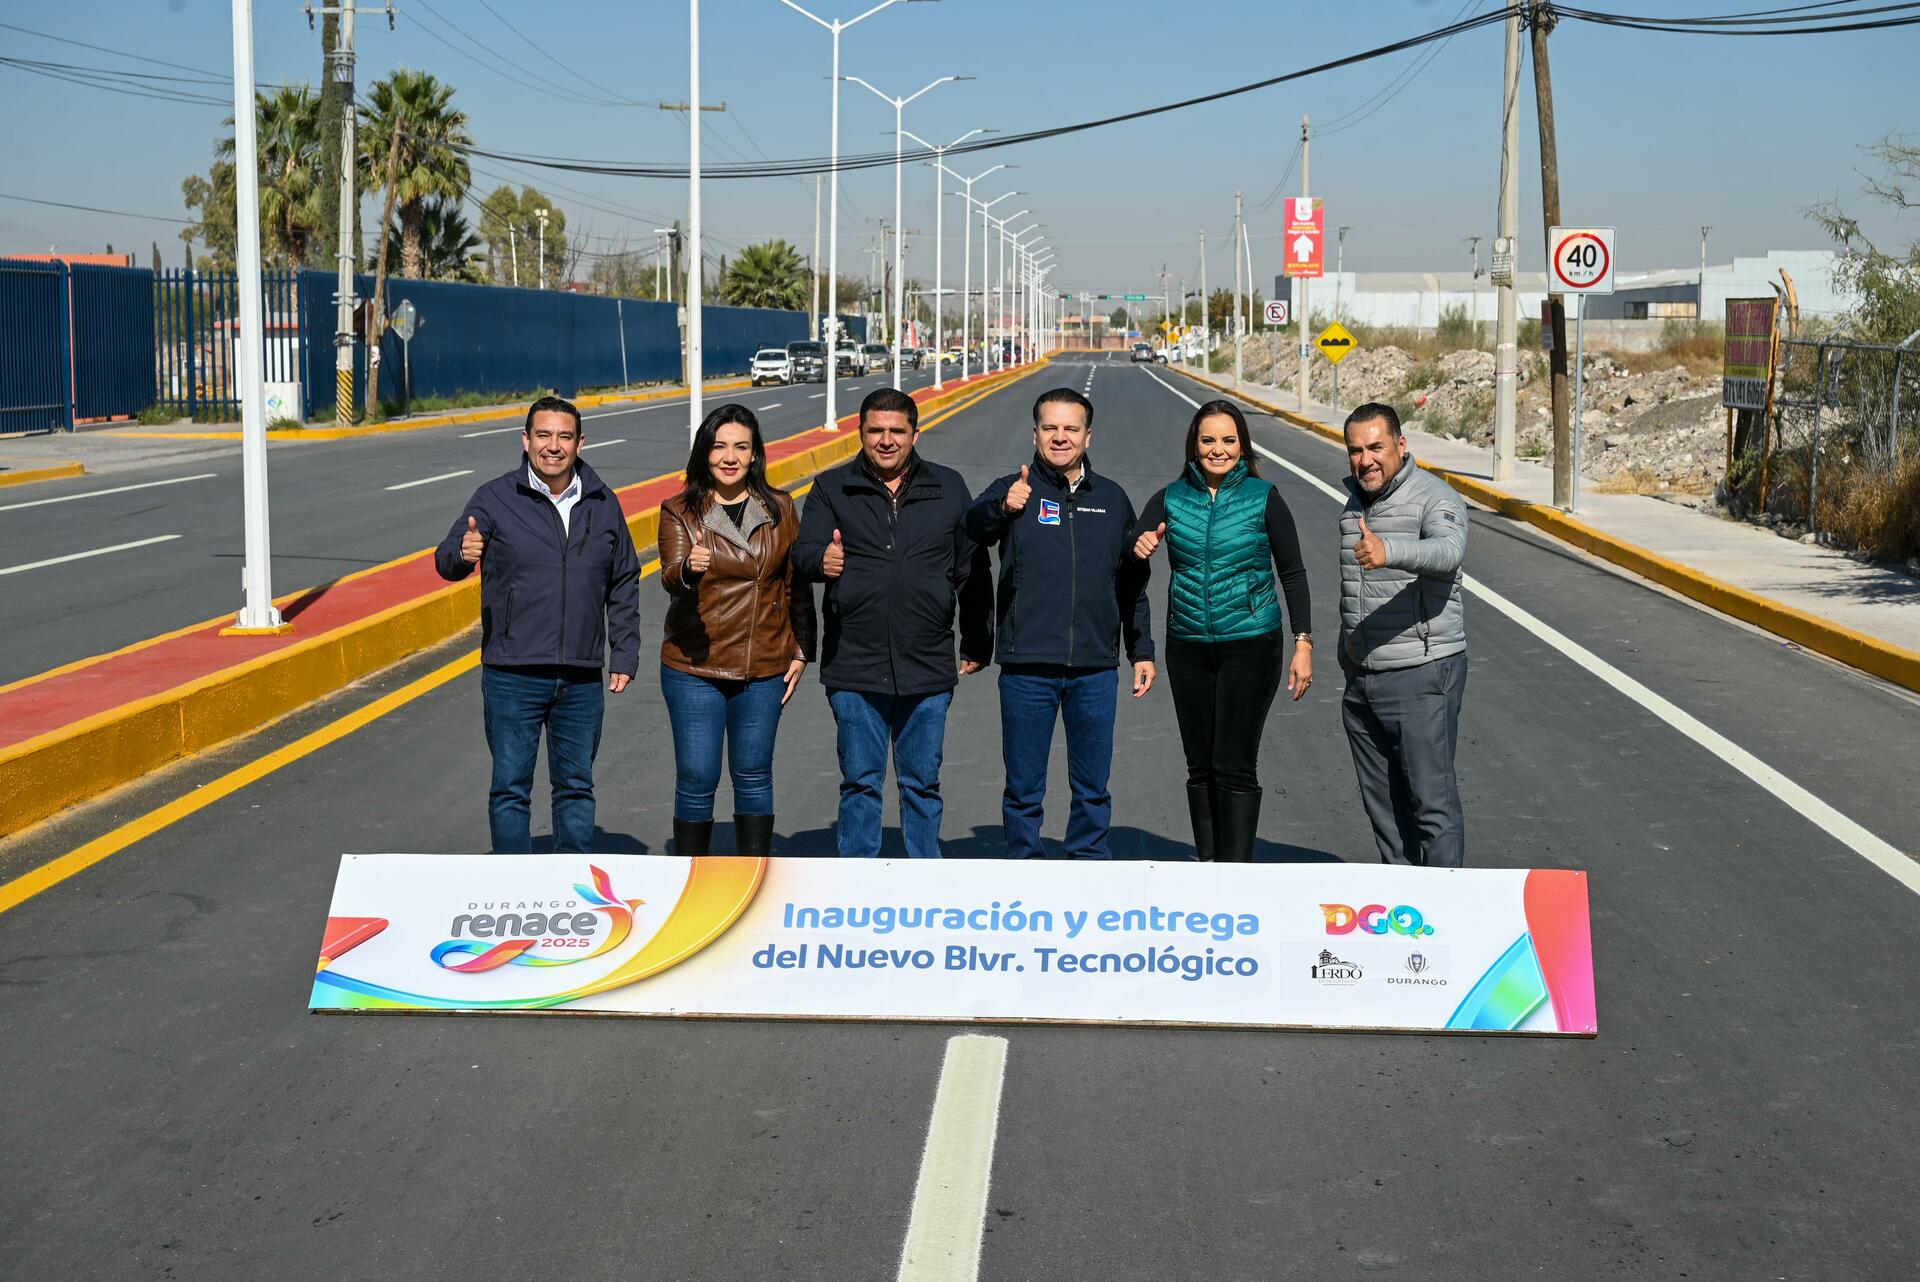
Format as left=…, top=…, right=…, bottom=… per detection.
left=1320, top=902, right=1437, bottom=938
left=432, top=866, right=645, bottom=973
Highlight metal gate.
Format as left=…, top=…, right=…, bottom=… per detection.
left=0, top=258, right=73, bottom=432
left=154, top=268, right=303, bottom=421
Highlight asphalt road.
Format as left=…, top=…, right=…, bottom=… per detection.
left=0, top=367, right=943, bottom=686
left=2, top=353, right=1917, bottom=1279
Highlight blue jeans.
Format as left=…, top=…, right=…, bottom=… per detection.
left=659, top=665, right=786, bottom=821
left=481, top=663, right=605, bottom=854
left=999, top=665, right=1119, bottom=860
left=827, top=688, right=953, bottom=858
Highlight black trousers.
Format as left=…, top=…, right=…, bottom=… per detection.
left=1164, top=630, right=1285, bottom=792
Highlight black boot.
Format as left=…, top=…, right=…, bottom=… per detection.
left=673, top=817, right=713, bottom=857
left=1214, top=788, right=1262, bottom=864
left=734, top=813, right=775, bottom=857
left=1186, top=783, right=1217, bottom=862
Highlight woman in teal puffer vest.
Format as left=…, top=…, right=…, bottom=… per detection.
left=1132, top=400, right=1314, bottom=862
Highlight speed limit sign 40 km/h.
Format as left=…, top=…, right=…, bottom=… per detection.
left=1548, top=226, right=1615, bottom=295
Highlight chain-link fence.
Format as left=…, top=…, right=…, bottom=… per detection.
left=1729, top=336, right=1920, bottom=555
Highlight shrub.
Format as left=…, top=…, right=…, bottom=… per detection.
left=136, top=403, right=179, bottom=426
left=1814, top=456, right=1920, bottom=561
left=1436, top=303, right=1482, bottom=351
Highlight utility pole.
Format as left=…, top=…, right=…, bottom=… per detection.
left=1531, top=5, right=1573, bottom=508
left=1297, top=114, right=1312, bottom=413
left=1699, top=223, right=1712, bottom=317
left=1198, top=229, right=1207, bottom=367
left=365, top=121, right=401, bottom=420
left=330, top=3, right=355, bottom=426
left=1232, top=190, right=1244, bottom=387
left=811, top=173, right=822, bottom=340
left=1492, top=1, right=1521, bottom=481
left=537, top=207, right=549, bottom=289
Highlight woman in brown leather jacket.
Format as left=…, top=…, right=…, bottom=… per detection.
left=658, top=404, right=817, bottom=856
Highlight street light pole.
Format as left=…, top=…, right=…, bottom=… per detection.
left=972, top=192, right=1020, bottom=372
left=687, top=0, right=704, bottom=439
left=843, top=75, right=964, bottom=390
left=228, top=0, right=282, bottom=632
left=779, top=0, right=923, bottom=434
left=939, top=165, right=1010, bottom=381
left=911, top=134, right=995, bottom=390
left=536, top=207, right=549, bottom=289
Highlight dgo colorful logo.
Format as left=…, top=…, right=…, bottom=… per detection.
left=1321, top=903, right=1437, bottom=938
left=431, top=866, right=641, bottom=972
left=312, top=857, right=767, bottom=1011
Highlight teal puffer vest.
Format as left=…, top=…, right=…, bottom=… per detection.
left=1164, top=461, right=1283, bottom=643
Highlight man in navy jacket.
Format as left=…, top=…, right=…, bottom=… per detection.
left=435, top=396, right=641, bottom=853
left=794, top=387, right=994, bottom=858
left=965, top=387, right=1154, bottom=859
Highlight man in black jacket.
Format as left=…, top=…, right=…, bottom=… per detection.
left=435, top=396, right=641, bottom=853
left=793, top=388, right=993, bottom=858
left=965, top=387, right=1153, bottom=859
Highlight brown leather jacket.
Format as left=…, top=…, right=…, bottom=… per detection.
left=659, top=489, right=817, bottom=681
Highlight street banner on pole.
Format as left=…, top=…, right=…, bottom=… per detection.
left=1722, top=298, right=1776, bottom=410
left=311, top=856, right=1597, bottom=1036
left=1283, top=197, right=1324, bottom=279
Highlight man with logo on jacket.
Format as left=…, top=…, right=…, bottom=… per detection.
left=793, top=387, right=994, bottom=858
left=435, top=395, right=641, bottom=854
left=1337, top=402, right=1469, bottom=867
left=965, top=387, right=1154, bottom=859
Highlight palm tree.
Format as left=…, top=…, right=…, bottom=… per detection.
left=722, top=239, right=809, bottom=311
left=385, top=200, right=484, bottom=282
left=359, top=69, right=473, bottom=279
left=216, top=85, right=325, bottom=268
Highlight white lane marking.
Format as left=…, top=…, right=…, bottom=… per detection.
left=897, top=1035, right=1009, bottom=1282
left=383, top=469, right=474, bottom=491
left=578, top=438, right=626, bottom=451
left=758, top=402, right=784, bottom=410
left=587, top=402, right=671, bottom=419
left=458, top=425, right=521, bottom=438
left=809, top=393, right=826, bottom=400
left=0, top=472, right=218, bottom=513
left=1143, top=366, right=1920, bottom=889
left=0, top=534, right=180, bottom=577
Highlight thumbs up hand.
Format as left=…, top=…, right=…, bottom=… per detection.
left=1002, top=465, right=1032, bottom=515
left=1354, top=514, right=1386, bottom=570
left=822, top=528, right=845, bottom=579
left=460, top=515, right=486, bottom=565
left=685, top=522, right=712, bottom=575
left=1132, top=521, right=1167, bottom=561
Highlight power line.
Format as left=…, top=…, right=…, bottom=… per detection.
left=0, top=190, right=190, bottom=224
left=471, top=0, right=650, bottom=106
left=404, top=0, right=647, bottom=109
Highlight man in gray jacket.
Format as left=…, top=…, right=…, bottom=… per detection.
left=1337, top=402, right=1469, bottom=867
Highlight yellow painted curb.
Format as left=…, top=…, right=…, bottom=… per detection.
left=0, top=362, right=1042, bottom=839
left=0, top=460, right=85, bottom=488
left=106, top=379, right=756, bottom=443
left=1173, top=366, right=1920, bottom=695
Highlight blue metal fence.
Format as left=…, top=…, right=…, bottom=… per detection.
left=0, top=258, right=71, bottom=432
left=154, top=268, right=303, bottom=420
left=70, top=264, right=155, bottom=421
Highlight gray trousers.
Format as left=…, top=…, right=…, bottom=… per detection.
left=1340, top=652, right=1467, bottom=867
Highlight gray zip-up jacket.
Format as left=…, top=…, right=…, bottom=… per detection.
left=1337, top=459, right=1467, bottom=671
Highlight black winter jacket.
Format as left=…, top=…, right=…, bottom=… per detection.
left=434, top=460, right=642, bottom=674
left=793, top=451, right=994, bottom=695
left=965, top=454, right=1153, bottom=668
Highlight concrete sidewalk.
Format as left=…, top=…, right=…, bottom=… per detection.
left=1179, top=365, right=1920, bottom=683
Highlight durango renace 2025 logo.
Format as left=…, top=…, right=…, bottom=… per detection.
left=1320, top=903, right=1436, bottom=938
left=431, top=866, right=644, bottom=972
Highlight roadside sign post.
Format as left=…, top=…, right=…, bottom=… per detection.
left=1316, top=321, right=1358, bottom=411
left=391, top=300, right=420, bottom=419
left=1547, top=227, right=1615, bottom=513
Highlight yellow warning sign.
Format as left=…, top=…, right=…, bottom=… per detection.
left=1316, top=322, right=1358, bottom=366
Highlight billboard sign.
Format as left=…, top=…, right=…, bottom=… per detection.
left=1722, top=298, right=1776, bottom=410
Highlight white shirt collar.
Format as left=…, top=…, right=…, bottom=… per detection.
left=527, top=463, right=580, bottom=502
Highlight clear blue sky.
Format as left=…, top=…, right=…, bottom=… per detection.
left=1, top=1, right=1912, bottom=295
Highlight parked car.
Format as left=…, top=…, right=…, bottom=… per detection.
left=751, top=347, right=793, bottom=386
left=1130, top=343, right=1155, bottom=363
left=786, top=340, right=827, bottom=383
left=861, top=343, right=892, bottom=373
left=835, top=342, right=862, bottom=375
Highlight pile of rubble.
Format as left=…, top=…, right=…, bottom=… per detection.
left=1230, top=340, right=1725, bottom=493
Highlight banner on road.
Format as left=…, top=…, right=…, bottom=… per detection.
left=311, top=856, right=1596, bottom=1036
left=1722, top=298, right=1777, bottom=411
